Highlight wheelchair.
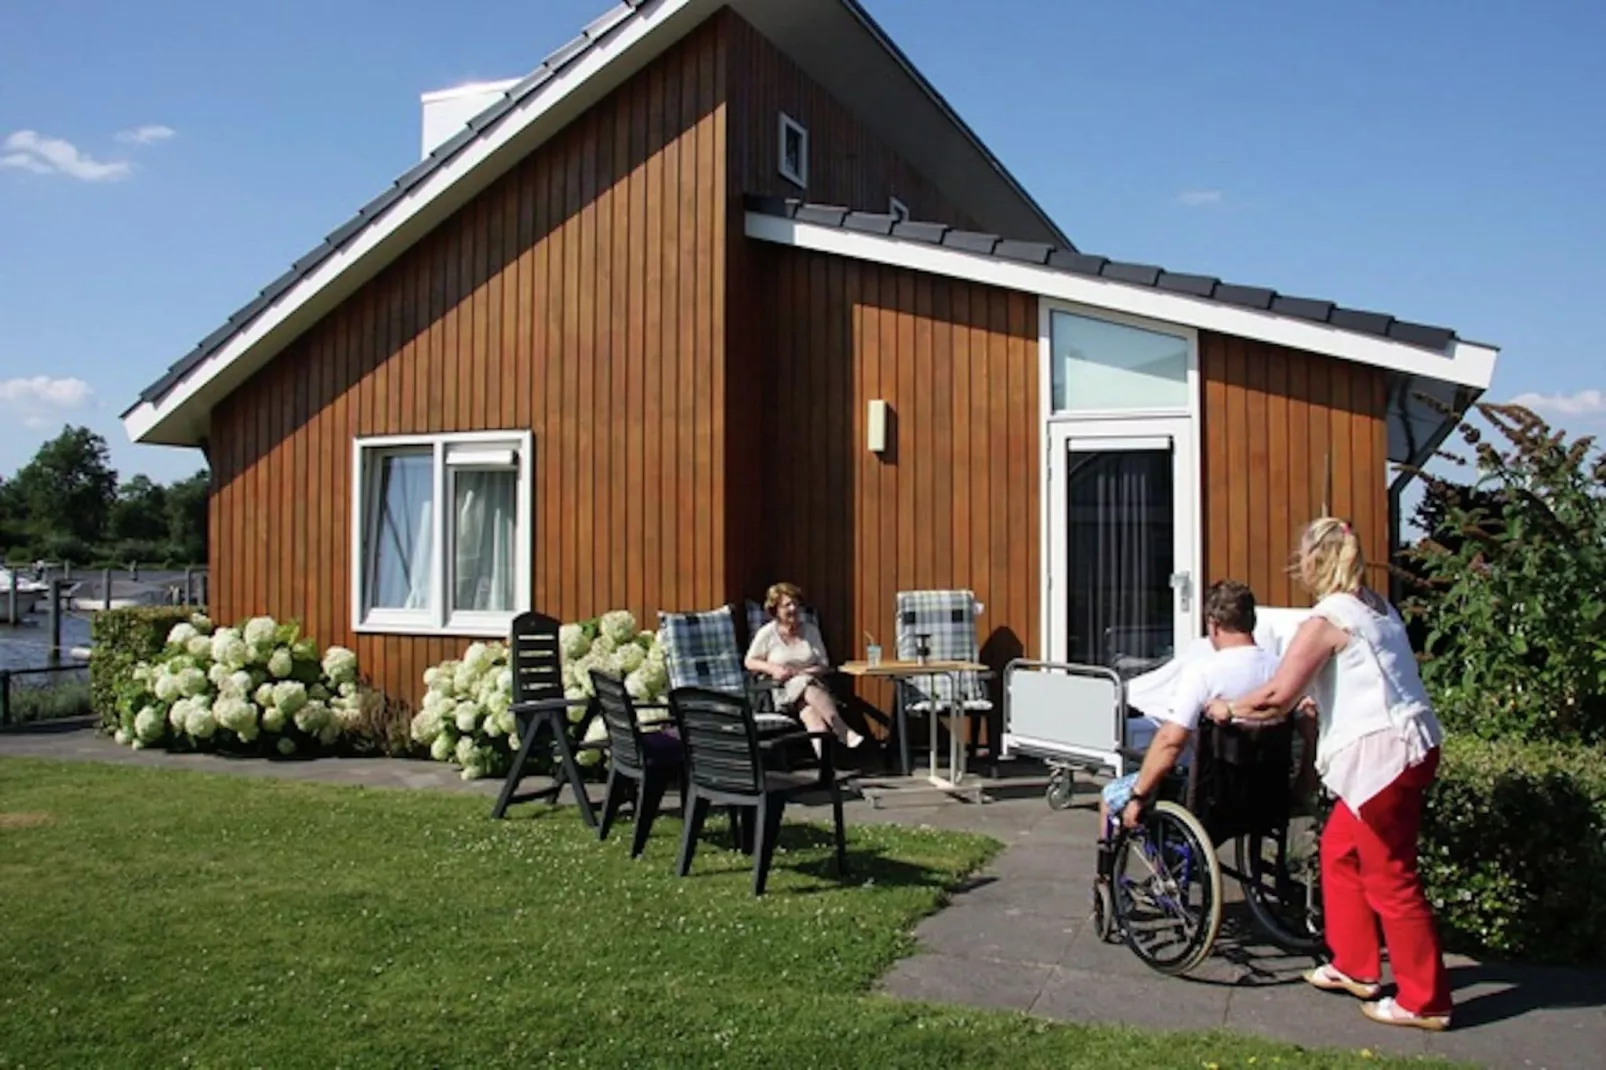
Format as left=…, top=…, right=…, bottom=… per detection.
left=1091, top=716, right=1327, bottom=976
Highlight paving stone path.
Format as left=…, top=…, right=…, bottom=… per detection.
left=3, top=719, right=1602, bottom=1068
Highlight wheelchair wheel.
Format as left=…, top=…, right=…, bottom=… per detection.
left=1045, top=768, right=1075, bottom=810
left=1110, top=800, right=1222, bottom=975
left=1236, top=804, right=1326, bottom=955
left=1090, top=880, right=1115, bottom=942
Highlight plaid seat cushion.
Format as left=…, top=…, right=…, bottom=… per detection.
left=656, top=606, right=747, bottom=696
left=895, top=589, right=991, bottom=709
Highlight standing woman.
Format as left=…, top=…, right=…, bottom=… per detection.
left=1206, top=517, right=1451, bottom=1031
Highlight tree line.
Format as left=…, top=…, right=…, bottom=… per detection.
left=0, top=425, right=208, bottom=567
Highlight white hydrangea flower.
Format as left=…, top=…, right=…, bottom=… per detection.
left=133, top=706, right=165, bottom=744
left=276, top=737, right=296, bottom=756
left=214, top=695, right=258, bottom=742
left=423, top=665, right=443, bottom=690
left=294, top=700, right=331, bottom=736
left=267, top=647, right=293, bottom=679
left=186, top=634, right=212, bottom=659
left=243, top=616, right=278, bottom=650
left=599, top=609, right=638, bottom=645
left=114, top=728, right=131, bottom=746
left=178, top=667, right=208, bottom=698
left=430, top=733, right=456, bottom=762
left=271, top=681, right=307, bottom=717
left=454, top=734, right=478, bottom=767
left=411, top=708, right=445, bottom=744
left=154, top=672, right=181, bottom=702
left=624, top=670, right=650, bottom=701
left=494, top=708, right=515, bottom=736
left=453, top=701, right=480, bottom=734
left=558, top=624, right=589, bottom=660
left=322, top=646, right=357, bottom=685
left=615, top=643, right=646, bottom=674
left=211, top=629, right=249, bottom=671
left=482, top=713, right=504, bottom=738
left=261, top=706, right=287, bottom=733
left=254, top=682, right=275, bottom=707
left=338, top=680, right=357, bottom=699
left=184, top=701, right=217, bottom=739
left=582, top=716, right=609, bottom=746
left=484, top=687, right=511, bottom=717
left=221, top=670, right=251, bottom=697
left=189, top=613, right=212, bottom=633
left=167, top=622, right=198, bottom=647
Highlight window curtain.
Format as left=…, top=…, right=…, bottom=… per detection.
left=1065, top=448, right=1173, bottom=673
left=453, top=469, right=515, bottom=612
left=368, top=453, right=433, bottom=610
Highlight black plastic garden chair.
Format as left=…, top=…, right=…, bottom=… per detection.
left=668, top=684, right=848, bottom=896
left=589, top=668, right=685, bottom=858
left=491, top=610, right=600, bottom=827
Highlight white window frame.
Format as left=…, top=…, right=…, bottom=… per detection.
left=778, top=112, right=808, bottom=189
left=351, top=429, right=533, bottom=637
left=889, top=196, right=910, bottom=222
left=1036, top=298, right=1204, bottom=661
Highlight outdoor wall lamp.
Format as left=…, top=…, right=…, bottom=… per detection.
left=867, top=399, right=889, bottom=454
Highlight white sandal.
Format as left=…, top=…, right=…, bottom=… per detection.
left=1303, top=963, right=1382, bottom=1000
left=1362, top=996, right=1451, bottom=1032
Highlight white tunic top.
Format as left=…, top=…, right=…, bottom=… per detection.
left=746, top=620, right=830, bottom=708
left=1307, top=591, right=1442, bottom=813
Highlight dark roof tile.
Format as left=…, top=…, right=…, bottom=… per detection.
left=994, top=239, right=1054, bottom=265
left=1047, top=250, right=1108, bottom=275
left=1329, top=308, right=1394, bottom=337
left=1387, top=320, right=1455, bottom=350
left=843, top=211, right=897, bottom=235
left=943, top=230, right=1000, bottom=255
left=1271, top=296, right=1336, bottom=323
left=1100, top=261, right=1162, bottom=286
left=1156, top=271, right=1218, bottom=298
left=1212, top=283, right=1276, bottom=310
left=891, top=220, right=948, bottom=243
left=794, top=204, right=849, bottom=227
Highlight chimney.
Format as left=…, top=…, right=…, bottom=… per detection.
left=419, top=78, right=520, bottom=158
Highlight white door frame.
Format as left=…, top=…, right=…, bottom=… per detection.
left=1037, top=298, right=1204, bottom=667
left=1044, top=418, right=1199, bottom=666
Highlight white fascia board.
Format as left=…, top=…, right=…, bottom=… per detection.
left=746, top=213, right=1500, bottom=391
left=124, top=0, right=710, bottom=448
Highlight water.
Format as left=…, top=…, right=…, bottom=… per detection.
left=0, top=615, right=94, bottom=672
left=1, top=567, right=204, bottom=673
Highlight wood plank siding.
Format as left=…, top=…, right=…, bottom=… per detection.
left=1198, top=331, right=1392, bottom=606
left=749, top=246, right=1039, bottom=736
left=209, top=20, right=730, bottom=707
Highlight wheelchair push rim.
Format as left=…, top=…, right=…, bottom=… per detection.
left=1110, top=800, right=1222, bottom=976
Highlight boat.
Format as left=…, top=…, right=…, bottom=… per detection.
left=0, top=567, right=52, bottom=619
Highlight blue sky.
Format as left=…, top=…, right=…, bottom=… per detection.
left=2, top=0, right=1602, bottom=489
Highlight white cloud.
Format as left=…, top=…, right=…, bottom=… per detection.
left=0, top=376, right=93, bottom=408
left=116, top=124, right=176, bottom=146
left=1175, top=189, right=1224, bottom=207
left=1508, top=389, right=1606, bottom=418
left=0, top=130, right=130, bottom=181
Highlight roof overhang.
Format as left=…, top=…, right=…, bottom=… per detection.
left=123, top=0, right=1070, bottom=449
left=744, top=209, right=1499, bottom=401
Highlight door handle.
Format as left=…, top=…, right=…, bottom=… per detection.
left=1170, top=571, right=1193, bottom=613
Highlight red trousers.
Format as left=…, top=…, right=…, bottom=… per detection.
left=1321, top=747, right=1452, bottom=1016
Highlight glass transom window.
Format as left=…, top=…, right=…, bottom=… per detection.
left=1050, top=310, right=1190, bottom=412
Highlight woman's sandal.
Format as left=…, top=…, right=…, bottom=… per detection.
left=1361, top=996, right=1451, bottom=1032
left=1302, top=963, right=1382, bottom=1000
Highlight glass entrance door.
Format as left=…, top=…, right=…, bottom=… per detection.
left=1047, top=419, right=1196, bottom=675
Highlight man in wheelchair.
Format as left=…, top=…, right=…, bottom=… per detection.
left=1097, top=580, right=1317, bottom=842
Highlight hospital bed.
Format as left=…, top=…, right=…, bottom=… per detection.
left=999, top=608, right=1313, bottom=809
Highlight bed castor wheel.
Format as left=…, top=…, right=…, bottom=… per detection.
left=1045, top=768, right=1075, bottom=810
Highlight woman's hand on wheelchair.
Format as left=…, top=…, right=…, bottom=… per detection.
left=1121, top=797, right=1147, bottom=830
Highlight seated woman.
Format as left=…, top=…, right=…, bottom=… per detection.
left=744, top=582, right=865, bottom=756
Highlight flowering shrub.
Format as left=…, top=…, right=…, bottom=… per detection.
left=110, top=612, right=365, bottom=757
left=410, top=609, right=670, bottom=780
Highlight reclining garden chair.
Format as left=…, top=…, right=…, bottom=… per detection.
left=657, top=604, right=795, bottom=734
left=892, top=589, right=993, bottom=778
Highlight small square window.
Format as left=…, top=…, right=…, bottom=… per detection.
left=889, top=196, right=910, bottom=223
left=779, top=112, right=808, bottom=189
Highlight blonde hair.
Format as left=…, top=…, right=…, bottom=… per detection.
left=1296, top=517, right=1366, bottom=599
left=763, top=582, right=804, bottom=617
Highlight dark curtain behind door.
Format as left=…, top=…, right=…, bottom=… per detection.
left=1065, top=446, right=1174, bottom=674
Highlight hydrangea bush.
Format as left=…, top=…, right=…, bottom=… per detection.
left=111, top=612, right=365, bottom=758
left=410, top=609, right=670, bottom=780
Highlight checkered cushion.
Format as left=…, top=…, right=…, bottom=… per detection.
left=744, top=598, right=819, bottom=642
left=656, top=606, right=747, bottom=696
left=895, top=589, right=991, bottom=709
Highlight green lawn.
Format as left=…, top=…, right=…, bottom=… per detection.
left=0, top=758, right=1456, bottom=1069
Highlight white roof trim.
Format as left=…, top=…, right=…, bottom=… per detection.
left=123, top=0, right=712, bottom=448
left=745, top=212, right=1499, bottom=391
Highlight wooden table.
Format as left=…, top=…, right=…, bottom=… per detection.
left=838, top=658, right=990, bottom=806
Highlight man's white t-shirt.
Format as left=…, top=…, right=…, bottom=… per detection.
left=1128, top=643, right=1280, bottom=764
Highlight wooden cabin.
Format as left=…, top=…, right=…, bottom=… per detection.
left=122, top=0, right=1498, bottom=730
